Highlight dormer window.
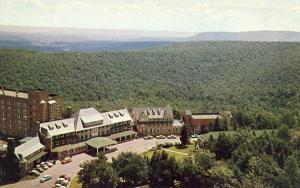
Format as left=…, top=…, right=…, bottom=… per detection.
left=108, top=113, right=113, bottom=119
left=55, top=123, right=61, bottom=129
left=152, top=109, right=155, bottom=115
left=114, top=113, right=119, bottom=118
left=62, top=121, right=68, bottom=128
left=119, top=111, right=124, bottom=116
left=48, top=124, right=54, bottom=130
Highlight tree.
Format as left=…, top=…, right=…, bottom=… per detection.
left=214, top=133, right=233, bottom=160
left=274, top=173, right=292, bottom=188
left=78, top=153, right=118, bottom=188
left=284, top=155, right=300, bottom=187
left=180, top=125, right=189, bottom=146
left=220, top=116, right=229, bottom=131
left=277, top=125, right=291, bottom=141
left=208, top=161, right=236, bottom=187
left=182, top=150, right=236, bottom=187
left=112, top=152, right=148, bottom=186
left=149, top=150, right=179, bottom=187
left=3, top=138, right=19, bottom=181
left=247, top=155, right=282, bottom=186
left=213, top=117, right=221, bottom=131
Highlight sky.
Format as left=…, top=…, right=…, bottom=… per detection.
left=0, top=0, right=299, bottom=32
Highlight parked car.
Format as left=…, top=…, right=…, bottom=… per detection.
left=52, top=184, right=62, bottom=188
left=59, top=175, right=71, bottom=181
left=37, top=167, right=44, bottom=173
left=61, top=180, right=69, bottom=186
left=28, top=170, right=40, bottom=177
left=167, top=135, right=176, bottom=139
left=56, top=178, right=65, bottom=184
left=45, top=162, right=53, bottom=167
left=40, top=175, right=52, bottom=183
left=41, top=164, right=48, bottom=170
left=144, top=135, right=153, bottom=140
left=156, top=135, right=166, bottom=139
left=61, top=156, right=72, bottom=164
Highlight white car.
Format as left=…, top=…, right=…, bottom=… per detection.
left=45, top=162, right=53, bottom=167
left=61, top=180, right=69, bottom=186
left=40, top=175, right=52, bottom=183
left=56, top=178, right=65, bottom=184
left=37, top=167, right=44, bottom=173
left=29, top=170, right=40, bottom=176
left=144, top=135, right=153, bottom=140
left=156, top=135, right=166, bottom=139
left=41, top=164, right=48, bottom=170
left=167, top=135, right=176, bottom=139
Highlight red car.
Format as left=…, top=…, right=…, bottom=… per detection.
left=61, top=156, right=72, bottom=164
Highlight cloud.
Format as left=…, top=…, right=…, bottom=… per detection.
left=0, top=0, right=299, bottom=32
left=289, top=6, right=300, bottom=11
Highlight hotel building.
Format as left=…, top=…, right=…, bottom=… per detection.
left=131, top=107, right=182, bottom=136
left=39, top=108, right=136, bottom=158
left=14, top=137, right=46, bottom=176
left=0, top=87, right=62, bottom=138
left=182, top=110, right=232, bottom=134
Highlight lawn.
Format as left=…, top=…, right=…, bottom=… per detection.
left=167, top=143, right=195, bottom=154
left=141, top=149, right=188, bottom=161
left=69, top=176, right=82, bottom=188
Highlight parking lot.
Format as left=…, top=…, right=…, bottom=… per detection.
left=1, top=137, right=179, bottom=188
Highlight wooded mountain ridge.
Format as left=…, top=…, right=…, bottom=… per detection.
left=0, top=41, right=299, bottom=126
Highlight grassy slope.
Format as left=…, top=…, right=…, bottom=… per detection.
left=69, top=176, right=82, bottom=188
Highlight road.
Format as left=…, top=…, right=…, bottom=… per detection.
left=1, top=138, right=179, bottom=188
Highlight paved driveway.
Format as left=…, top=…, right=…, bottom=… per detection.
left=1, top=138, right=179, bottom=188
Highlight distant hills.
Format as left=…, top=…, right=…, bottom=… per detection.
left=186, top=31, right=300, bottom=42
left=0, top=25, right=299, bottom=52
left=0, top=25, right=194, bottom=42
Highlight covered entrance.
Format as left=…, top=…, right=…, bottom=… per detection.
left=86, top=137, right=117, bottom=155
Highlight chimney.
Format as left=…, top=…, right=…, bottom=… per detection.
left=16, top=90, right=19, bottom=97
left=1, top=86, right=4, bottom=95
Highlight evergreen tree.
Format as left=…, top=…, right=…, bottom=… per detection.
left=213, top=117, right=221, bottom=131
left=214, top=133, right=233, bottom=160
left=3, top=138, right=19, bottom=181
left=149, top=151, right=179, bottom=187
left=180, top=125, right=189, bottom=146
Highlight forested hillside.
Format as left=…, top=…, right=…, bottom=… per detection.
left=0, top=42, right=299, bottom=127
